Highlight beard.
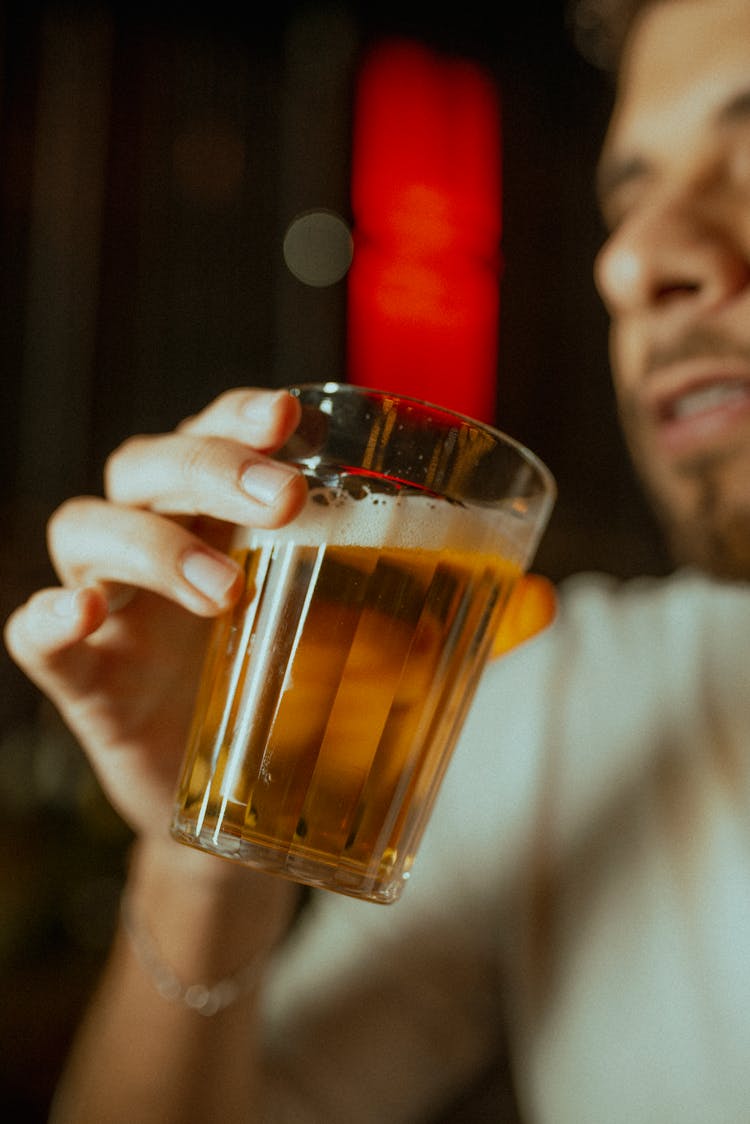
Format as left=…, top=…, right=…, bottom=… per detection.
left=622, top=418, right=750, bottom=582
left=614, top=324, right=750, bottom=583
left=659, top=466, right=750, bottom=581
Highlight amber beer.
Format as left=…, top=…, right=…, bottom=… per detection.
left=172, top=483, right=522, bottom=903
left=171, top=383, right=555, bottom=902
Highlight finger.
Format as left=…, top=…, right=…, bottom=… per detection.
left=178, top=387, right=301, bottom=452
left=105, top=431, right=307, bottom=528
left=4, top=586, right=109, bottom=683
left=48, top=497, right=246, bottom=617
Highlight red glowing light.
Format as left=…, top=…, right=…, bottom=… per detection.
left=347, top=39, right=502, bottom=422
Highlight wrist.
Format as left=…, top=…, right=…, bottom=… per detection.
left=123, top=835, right=301, bottom=984
left=130, top=832, right=261, bottom=897
left=119, top=886, right=267, bottom=1016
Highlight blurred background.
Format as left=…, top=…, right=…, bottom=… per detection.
left=0, top=0, right=670, bottom=1117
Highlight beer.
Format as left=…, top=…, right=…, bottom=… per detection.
left=172, top=481, right=522, bottom=903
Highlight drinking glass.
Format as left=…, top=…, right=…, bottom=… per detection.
left=171, top=383, right=555, bottom=903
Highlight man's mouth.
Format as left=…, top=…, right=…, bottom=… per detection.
left=666, top=379, right=750, bottom=419
left=650, top=373, right=750, bottom=458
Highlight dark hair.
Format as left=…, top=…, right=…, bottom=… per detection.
left=568, top=0, right=656, bottom=72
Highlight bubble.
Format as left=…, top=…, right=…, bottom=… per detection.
left=240, top=487, right=524, bottom=555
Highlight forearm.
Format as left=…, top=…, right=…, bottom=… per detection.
left=51, top=837, right=299, bottom=1124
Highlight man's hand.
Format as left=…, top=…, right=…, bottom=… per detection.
left=4, top=387, right=307, bottom=841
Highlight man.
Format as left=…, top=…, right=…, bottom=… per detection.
left=5, top=1, right=750, bottom=1121
left=593, top=0, right=750, bottom=580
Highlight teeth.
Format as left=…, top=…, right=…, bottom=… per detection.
left=672, top=382, right=749, bottom=418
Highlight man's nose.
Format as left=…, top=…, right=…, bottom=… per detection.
left=594, top=190, right=750, bottom=319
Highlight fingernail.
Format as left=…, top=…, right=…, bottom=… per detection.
left=182, top=552, right=240, bottom=603
left=240, top=460, right=299, bottom=505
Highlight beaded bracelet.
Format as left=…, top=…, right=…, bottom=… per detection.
left=120, top=891, right=263, bottom=1017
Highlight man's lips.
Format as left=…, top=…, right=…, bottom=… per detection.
left=644, top=364, right=750, bottom=458
left=670, top=380, right=749, bottom=415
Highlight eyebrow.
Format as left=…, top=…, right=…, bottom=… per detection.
left=596, top=84, right=750, bottom=217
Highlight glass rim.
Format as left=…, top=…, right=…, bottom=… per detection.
left=285, top=381, right=557, bottom=500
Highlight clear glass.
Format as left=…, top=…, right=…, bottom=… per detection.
left=171, top=383, right=555, bottom=903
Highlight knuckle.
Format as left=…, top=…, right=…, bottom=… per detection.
left=4, top=598, right=39, bottom=665
left=214, top=387, right=248, bottom=412
left=176, top=411, right=198, bottom=433
left=179, top=388, right=245, bottom=433
left=47, top=496, right=88, bottom=549
left=46, top=496, right=104, bottom=585
left=3, top=606, right=23, bottom=659
left=104, top=434, right=148, bottom=497
left=180, top=435, right=227, bottom=486
left=214, top=387, right=245, bottom=410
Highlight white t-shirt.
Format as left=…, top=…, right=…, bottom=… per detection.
left=262, top=570, right=750, bottom=1124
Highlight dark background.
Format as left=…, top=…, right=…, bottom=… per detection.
left=0, top=1, right=669, bottom=1118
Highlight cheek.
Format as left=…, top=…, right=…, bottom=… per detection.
left=611, top=359, right=648, bottom=463
left=608, top=323, right=655, bottom=458
left=608, top=320, right=642, bottom=398
left=713, top=441, right=750, bottom=508
left=613, top=375, right=689, bottom=513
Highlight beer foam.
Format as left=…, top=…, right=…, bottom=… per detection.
left=234, top=487, right=528, bottom=559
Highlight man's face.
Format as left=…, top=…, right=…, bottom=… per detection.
left=595, top=0, right=750, bottom=579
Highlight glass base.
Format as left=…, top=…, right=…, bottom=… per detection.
left=170, top=814, right=406, bottom=905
